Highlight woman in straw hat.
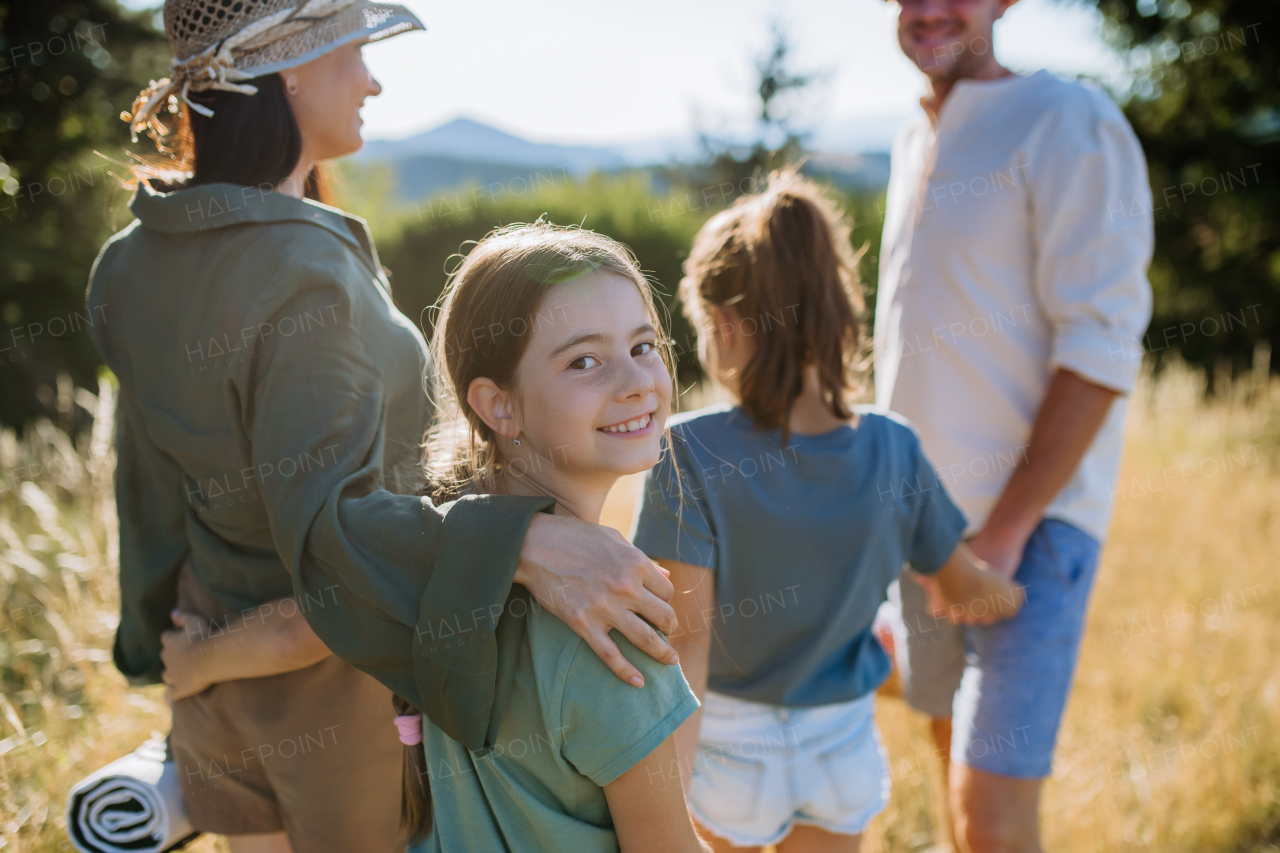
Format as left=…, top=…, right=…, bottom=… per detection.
left=86, top=2, right=683, bottom=850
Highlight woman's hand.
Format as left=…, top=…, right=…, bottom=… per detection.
left=516, top=513, right=678, bottom=687
left=160, top=610, right=215, bottom=702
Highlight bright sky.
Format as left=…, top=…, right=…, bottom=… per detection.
left=357, top=0, right=1122, bottom=145
left=126, top=0, right=1124, bottom=146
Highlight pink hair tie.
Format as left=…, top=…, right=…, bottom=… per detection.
left=394, top=714, right=423, bottom=746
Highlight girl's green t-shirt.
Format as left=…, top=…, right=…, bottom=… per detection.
left=417, top=598, right=698, bottom=852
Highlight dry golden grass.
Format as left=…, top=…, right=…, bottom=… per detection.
left=4, top=362, right=1278, bottom=852
left=609, top=362, right=1280, bottom=853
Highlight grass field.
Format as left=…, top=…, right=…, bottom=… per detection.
left=2, top=360, right=1278, bottom=852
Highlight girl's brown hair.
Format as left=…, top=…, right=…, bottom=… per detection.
left=392, top=694, right=431, bottom=842
left=423, top=220, right=673, bottom=500
left=680, top=168, right=864, bottom=446
left=394, top=221, right=673, bottom=843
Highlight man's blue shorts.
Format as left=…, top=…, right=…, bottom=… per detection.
left=887, top=518, right=1101, bottom=779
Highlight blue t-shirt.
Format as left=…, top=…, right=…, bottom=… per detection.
left=632, top=405, right=967, bottom=706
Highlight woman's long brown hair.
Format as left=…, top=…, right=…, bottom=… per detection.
left=680, top=168, right=865, bottom=447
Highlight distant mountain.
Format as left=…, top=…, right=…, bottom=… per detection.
left=809, top=112, right=913, bottom=155
left=356, top=116, right=899, bottom=203
left=358, top=117, right=627, bottom=175
left=369, top=154, right=579, bottom=209
left=803, top=151, right=892, bottom=192
left=610, top=135, right=703, bottom=166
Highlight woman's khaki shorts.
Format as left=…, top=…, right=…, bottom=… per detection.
left=170, top=564, right=406, bottom=852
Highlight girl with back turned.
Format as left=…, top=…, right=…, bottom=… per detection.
left=633, top=170, right=1023, bottom=852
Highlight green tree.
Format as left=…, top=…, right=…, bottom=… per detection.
left=1093, top=0, right=1279, bottom=383
left=674, top=23, right=882, bottom=338
left=367, top=172, right=711, bottom=390
left=0, top=1, right=167, bottom=427
left=693, top=21, right=821, bottom=192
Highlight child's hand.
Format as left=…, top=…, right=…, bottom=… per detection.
left=946, top=568, right=1025, bottom=627
left=931, top=544, right=1026, bottom=627
left=160, top=609, right=214, bottom=702
left=871, top=606, right=897, bottom=660
left=911, top=574, right=952, bottom=619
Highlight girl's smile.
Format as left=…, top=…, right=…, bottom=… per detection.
left=466, top=269, right=672, bottom=523
left=598, top=411, right=655, bottom=436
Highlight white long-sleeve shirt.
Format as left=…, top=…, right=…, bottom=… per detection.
left=874, top=70, right=1154, bottom=542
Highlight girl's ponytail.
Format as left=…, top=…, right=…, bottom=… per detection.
left=680, top=167, right=865, bottom=447
left=392, top=695, right=432, bottom=843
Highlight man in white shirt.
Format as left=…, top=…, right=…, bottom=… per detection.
left=876, top=1, right=1153, bottom=851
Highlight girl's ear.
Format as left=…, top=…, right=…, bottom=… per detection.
left=710, top=305, right=742, bottom=353
left=467, top=377, right=518, bottom=441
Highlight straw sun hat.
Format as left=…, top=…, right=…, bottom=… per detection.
left=125, top=0, right=423, bottom=141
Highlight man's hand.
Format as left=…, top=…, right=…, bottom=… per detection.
left=966, top=524, right=1033, bottom=580
left=160, top=610, right=214, bottom=702
left=963, top=368, right=1119, bottom=580
left=913, top=532, right=1028, bottom=623
left=930, top=542, right=1026, bottom=626
left=516, top=513, right=678, bottom=687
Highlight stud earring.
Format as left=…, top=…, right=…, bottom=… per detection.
left=512, top=437, right=521, bottom=447
left=285, top=76, right=299, bottom=95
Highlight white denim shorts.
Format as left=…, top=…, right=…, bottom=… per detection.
left=689, top=690, right=890, bottom=847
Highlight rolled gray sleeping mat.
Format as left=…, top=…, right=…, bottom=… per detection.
left=66, top=736, right=197, bottom=853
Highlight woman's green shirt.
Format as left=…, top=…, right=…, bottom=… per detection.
left=87, top=183, right=552, bottom=750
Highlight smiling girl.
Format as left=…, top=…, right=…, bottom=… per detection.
left=95, top=3, right=684, bottom=851
left=392, top=222, right=710, bottom=852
